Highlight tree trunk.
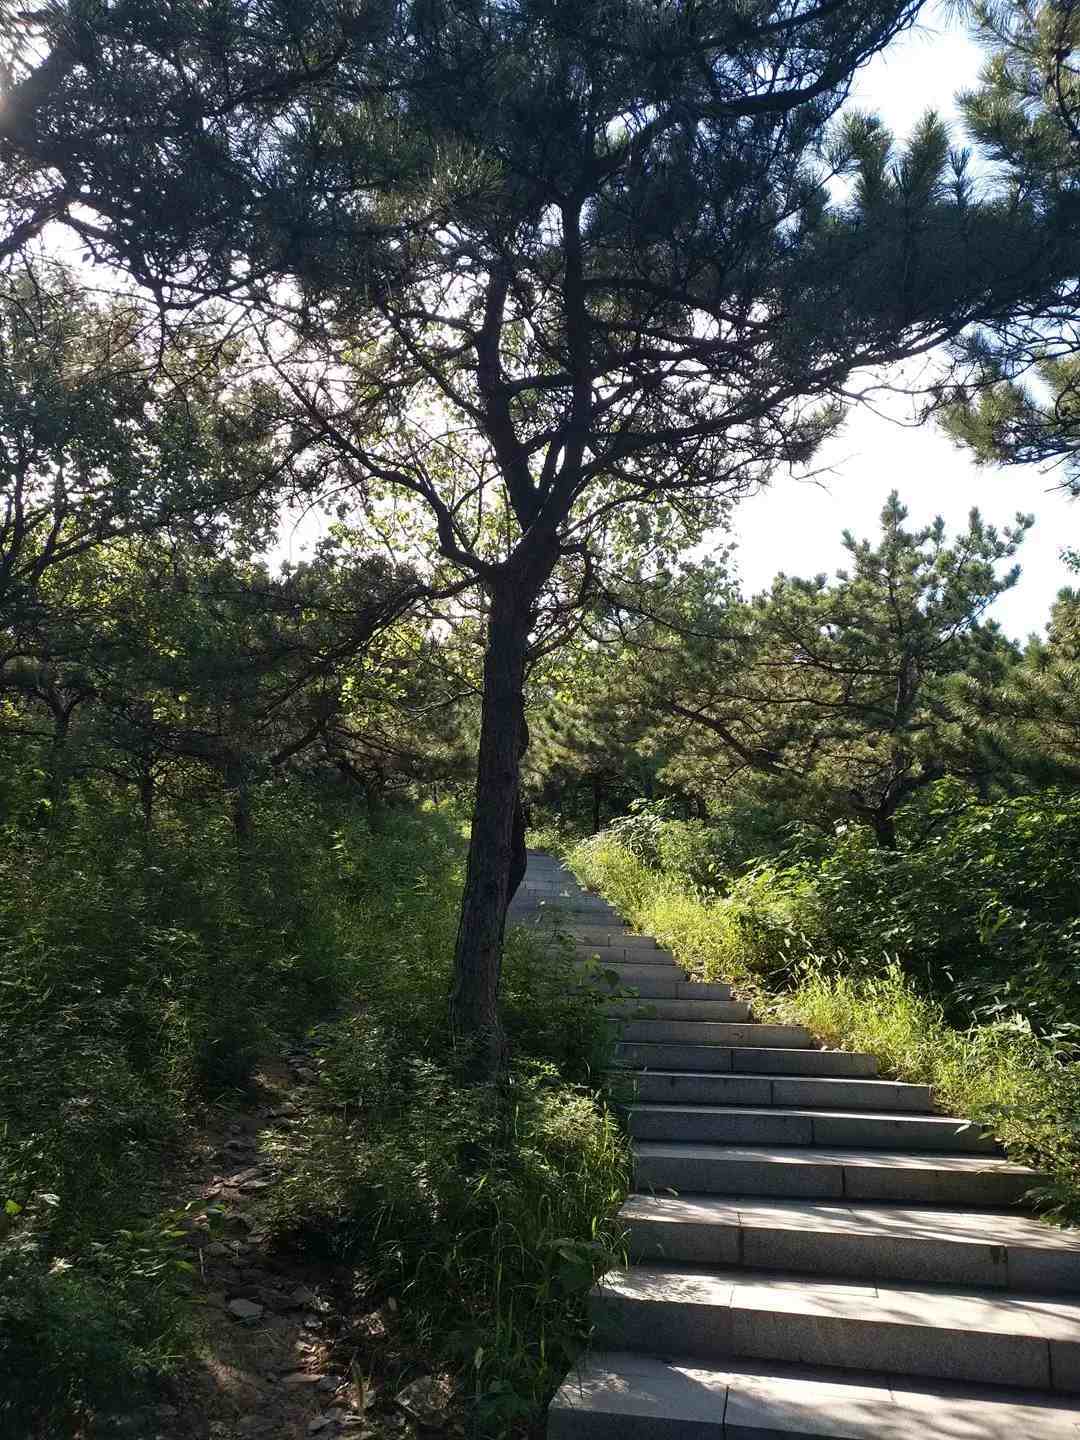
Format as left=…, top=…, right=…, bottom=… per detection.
left=870, top=809, right=898, bottom=849
left=592, top=777, right=602, bottom=834
left=139, top=765, right=154, bottom=840
left=450, top=576, right=534, bottom=1078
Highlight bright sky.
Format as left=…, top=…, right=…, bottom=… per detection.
left=729, top=4, right=1079, bottom=639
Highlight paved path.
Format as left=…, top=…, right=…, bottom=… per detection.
left=519, top=853, right=1080, bottom=1440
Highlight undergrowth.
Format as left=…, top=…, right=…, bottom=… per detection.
left=267, top=920, right=631, bottom=1435
left=0, top=787, right=471, bottom=1436
left=569, top=819, right=1080, bottom=1226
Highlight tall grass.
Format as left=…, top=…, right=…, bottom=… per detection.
left=2, top=782, right=632, bottom=1436
left=569, top=834, right=1080, bottom=1225
left=268, top=922, right=632, bottom=1433
left=0, top=787, right=475, bottom=1435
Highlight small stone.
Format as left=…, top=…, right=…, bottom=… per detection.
left=317, top=1375, right=344, bottom=1392
left=291, top=1284, right=316, bottom=1305
left=357, top=1307, right=390, bottom=1340
left=241, top=1178, right=273, bottom=1192
left=228, top=1297, right=264, bottom=1322
left=259, top=1287, right=301, bottom=1312
left=230, top=1166, right=265, bottom=1184
left=205, top=1242, right=232, bottom=1259
left=282, top=1372, right=324, bottom=1387
left=308, top=1420, right=330, bottom=1436
left=395, top=1374, right=454, bottom=1428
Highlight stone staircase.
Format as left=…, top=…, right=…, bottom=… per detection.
left=511, top=853, right=1080, bottom=1440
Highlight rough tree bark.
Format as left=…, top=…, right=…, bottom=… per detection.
left=450, top=547, right=554, bottom=1078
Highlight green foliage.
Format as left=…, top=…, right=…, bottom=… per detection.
left=625, top=494, right=1027, bottom=845
left=570, top=791, right=1080, bottom=1221
left=268, top=927, right=630, bottom=1433
left=0, top=1225, right=191, bottom=1435
left=941, top=0, right=1080, bottom=482
left=0, top=790, right=469, bottom=1434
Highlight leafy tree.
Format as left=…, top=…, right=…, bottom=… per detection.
left=526, top=635, right=663, bottom=834
left=0, top=263, right=297, bottom=618
left=634, top=493, right=1028, bottom=845
left=3, top=0, right=1076, bottom=1069
left=942, top=0, right=1080, bottom=485
left=950, top=584, right=1080, bottom=780
left=2, top=532, right=440, bottom=840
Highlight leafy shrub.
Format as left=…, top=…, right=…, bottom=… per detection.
left=268, top=926, right=631, bottom=1433
left=0, top=786, right=469, bottom=1434
left=569, top=812, right=1080, bottom=1225
left=583, top=785, right=1080, bottom=1051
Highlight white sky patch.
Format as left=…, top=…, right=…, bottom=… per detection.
left=724, top=4, right=1078, bottom=641
left=727, top=397, right=1077, bottom=639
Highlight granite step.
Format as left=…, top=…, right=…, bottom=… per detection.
left=619, top=1020, right=811, bottom=1046
left=627, top=1103, right=997, bottom=1152
left=621, top=1195, right=1080, bottom=1291
left=583, top=969, right=734, bottom=1000
left=589, top=1264, right=1080, bottom=1390
left=607, top=1000, right=753, bottom=1023
left=620, top=1070, right=930, bottom=1110
left=549, top=1351, right=1080, bottom=1440
left=634, top=1142, right=1044, bottom=1205
left=613, top=1043, right=879, bottom=1076
left=569, top=929, right=673, bottom=951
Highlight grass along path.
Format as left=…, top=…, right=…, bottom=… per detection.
left=566, top=835, right=1080, bottom=1228
left=92, top=1032, right=470, bottom=1440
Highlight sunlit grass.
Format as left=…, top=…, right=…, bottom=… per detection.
left=569, top=835, right=1080, bottom=1226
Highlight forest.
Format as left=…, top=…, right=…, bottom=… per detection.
left=0, top=0, right=1079, bottom=1436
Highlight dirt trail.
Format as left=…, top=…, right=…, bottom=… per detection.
left=107, top=1043, right=457, bottom=1440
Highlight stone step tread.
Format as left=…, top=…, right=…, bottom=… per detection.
left=590, top=982, right=737, bottom=1002
left=621, top=1194, right=1080, bottom=1289
left=614, top=1044, right=879, bottom=1076
left=620, top=1021, right=812, bottom=1047
left=634, top=1142, right=1043, bottom=1203
left=635, top=1141, right=1039, bottom=1174
left=596, top=980, right=735, bottom=1001
left=567, top=928, right=667, bottom=944
left=577, top=956, right=682, bottom=971
left=595, top=1262, right=1080, bottom=1350
left=607, top=1001, right=752, bottom=1021
left=573, top=946, right=679, bottom=964
left=620, top=1072, right=932, bottom=1111
left=622, top=1194, right=1080, bottom=1254
left=627, top=1102, right=998, bottom=1152
left=549, top=1351, right=1080, bottom=1439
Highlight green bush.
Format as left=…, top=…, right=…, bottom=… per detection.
left=569, top=815, right=1080, bottom=1226
left=268, top=925, right=631, bottom=1433
left=581, top=786, right=1080, bottom=1049
left=0, top=785, right=470, bottom=1434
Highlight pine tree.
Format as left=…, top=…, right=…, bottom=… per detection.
left=3, top=1, right=1076, bottom=1069
left=635, top=493, right=1028, bottom=845
left=943, top=0, right=1080, bottom=485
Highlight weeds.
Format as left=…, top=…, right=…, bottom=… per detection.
left=268, top=922, right=631, bottom=1434
left=568, top=829, right=1080, bottom=1226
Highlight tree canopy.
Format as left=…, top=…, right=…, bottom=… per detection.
left=3, top=0, right=1079, bottom=1068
